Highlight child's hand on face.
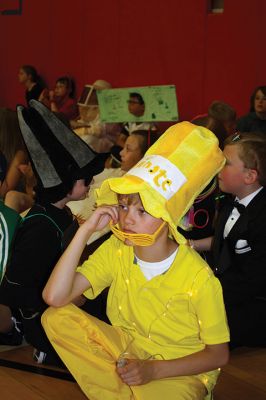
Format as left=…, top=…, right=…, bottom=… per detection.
left=83, top=205, right=119, bottom=232
left=17, top=162, right=31, bottom=175
left=49, top=90, right=55, bottom=101
left=116, top=359, right=156, bottom=386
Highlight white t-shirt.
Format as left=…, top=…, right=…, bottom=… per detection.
left=135, top=248, right=178, bottom=280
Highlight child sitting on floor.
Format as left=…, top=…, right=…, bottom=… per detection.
left=42, top=121, right=229, bottom=400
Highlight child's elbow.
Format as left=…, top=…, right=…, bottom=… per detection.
left=207, top=342, right=230, bottom=369
left=217, top=344, right=230, bottom=367
left=42, top=288, right=66, bottom=308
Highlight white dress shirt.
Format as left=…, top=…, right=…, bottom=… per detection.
left=223, top=187, right=263, bottom=238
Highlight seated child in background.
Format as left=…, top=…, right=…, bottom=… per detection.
left=191, top=100, right=237, bottom=137
left=40, top=76, right=78, bottom=121
left=236, top=86, right=266, bottom=134
left=208, top=101, right=237, bottom=136
left=0, top=100, right=107, bottom=363
left=192, top=132, right=266, bottom=348
left=42, top=121, right=229, bottom=400
left=18, top=65, right=46, bottom=106
left=120, top=130, right=158, bottom=172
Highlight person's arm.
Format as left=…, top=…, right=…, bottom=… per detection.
left=38, top=88, right=50, bottom=108
left=117, top=342, right=229, bottom=386
left=42, top=205, right=118, bottom=307
left=48, top=90, right=59, bottom=113
left=189, top=236, right=213, bottom=252
left=50, top=102, right=59, bottom=113
left=70, top=119, right=90, bottom=129
left=0, top=150, right=28, bottom=198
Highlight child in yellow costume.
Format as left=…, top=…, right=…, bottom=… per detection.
left=42, top=121, right=230, bottom=400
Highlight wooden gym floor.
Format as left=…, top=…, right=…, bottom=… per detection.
left=0, top=345, right=86, bottom=399
left=0, top=344, right=266, bottom=399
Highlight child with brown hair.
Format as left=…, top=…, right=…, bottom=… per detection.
left=193, top=132, right=266, bottom=347
left=208, top=100, right=236, bottom=136
left=42, top=122, right=229, bottom=399
left=236, top=86, right=266, bottom=134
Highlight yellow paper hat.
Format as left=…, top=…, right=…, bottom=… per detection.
left=96, top=121, right=225, bottom=244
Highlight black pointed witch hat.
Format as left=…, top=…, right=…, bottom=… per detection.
left=17, top=100, right=108, bottom=203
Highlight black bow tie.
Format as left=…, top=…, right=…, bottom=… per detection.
left=232, top=200, right=246, bottom=214
left=225, top=196, right=246, bottom=214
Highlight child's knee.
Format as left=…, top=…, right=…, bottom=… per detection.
left=41, top=303, right=82, bottom=334
left=41, top=305, right=69, bottom=336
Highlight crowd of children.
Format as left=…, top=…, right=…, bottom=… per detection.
left=0, top=72, right=266, bottom=399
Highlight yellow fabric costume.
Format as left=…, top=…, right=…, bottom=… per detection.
left=42, top=122, right=229, bottom=400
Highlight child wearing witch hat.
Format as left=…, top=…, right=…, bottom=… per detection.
left=0, top=100, right=108, bottom=363
left=42, top=121, right=230, bottom=398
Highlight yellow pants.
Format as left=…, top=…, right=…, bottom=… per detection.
left=42, top=304, right=207, bottom=400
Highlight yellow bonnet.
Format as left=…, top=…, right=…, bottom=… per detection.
left=96, top=121, right=225, bottom=244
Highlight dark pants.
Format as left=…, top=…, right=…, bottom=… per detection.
left=226, top=298, right=266, bottom=347
left=20, top=292, right=109, bottom=366
left=20, top=309, right=63, bottom=365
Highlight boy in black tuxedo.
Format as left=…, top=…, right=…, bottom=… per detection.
left=193, top=132, right=266, bottom=347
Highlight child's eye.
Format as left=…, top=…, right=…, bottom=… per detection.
left=139, top=209, right=147, bottom=215
left=118, top=204, right=127, bottom=211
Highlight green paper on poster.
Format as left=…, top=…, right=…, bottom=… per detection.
left=97, top=85, right=178, bottom=123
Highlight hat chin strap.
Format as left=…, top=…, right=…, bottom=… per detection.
left=109, top=221, right=166, bottom=246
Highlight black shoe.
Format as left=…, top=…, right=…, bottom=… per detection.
left=0, top=319, right=24, bottom=346
left=33, top=349, right=65, bottom=368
